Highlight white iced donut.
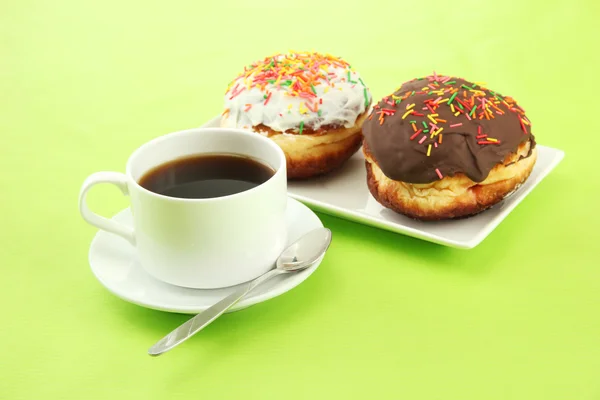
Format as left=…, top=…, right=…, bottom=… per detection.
left=220, top=51, right=372, bottom=179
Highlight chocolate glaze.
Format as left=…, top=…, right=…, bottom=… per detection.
left=362, top=75, right=536, bottom=183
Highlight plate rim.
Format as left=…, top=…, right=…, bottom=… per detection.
left=88, top=197, right=325, bottom=314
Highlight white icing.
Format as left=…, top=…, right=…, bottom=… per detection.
left=221, top=53, right=372, bottom=133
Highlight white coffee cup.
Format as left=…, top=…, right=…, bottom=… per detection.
left=78, top=128, right=288, bottom=289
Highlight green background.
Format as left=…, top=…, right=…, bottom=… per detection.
left=2, top=0, right=599, bottom=399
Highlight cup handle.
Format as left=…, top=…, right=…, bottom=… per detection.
left=79, top=172, right=136, bottom=245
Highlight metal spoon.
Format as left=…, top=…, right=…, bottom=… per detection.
left=148, top=227, right=332, bottom=356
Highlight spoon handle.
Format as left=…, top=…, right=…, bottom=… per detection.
left=148, top=268, right=284, bottom=356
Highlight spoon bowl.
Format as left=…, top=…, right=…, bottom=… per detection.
left=277, top=228, right=332, bottom=271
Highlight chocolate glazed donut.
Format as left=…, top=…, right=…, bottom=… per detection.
left=362, top=73, right=537, bottom=221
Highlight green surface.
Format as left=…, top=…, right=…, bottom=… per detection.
left=2, top=0, right=599, bottom=399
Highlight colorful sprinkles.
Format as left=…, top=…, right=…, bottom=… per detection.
left=372, top=73, right=530, bottom=180
left=224, top=51, right=370, bottom=133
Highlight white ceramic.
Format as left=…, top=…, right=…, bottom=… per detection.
left=79, top=128, right=288, bottom=289
left=88, top=198, right=324, bottom=314
left=202, top=116, right=565, bottom=249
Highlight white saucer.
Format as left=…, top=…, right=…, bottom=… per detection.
left=201, top=116, right=564, bottom=249
left=88, top=197, right=325, bottom=314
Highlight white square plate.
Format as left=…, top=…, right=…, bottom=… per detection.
left=201, top=116, right=564, bottom=249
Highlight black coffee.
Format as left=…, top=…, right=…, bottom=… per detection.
left=139, top=154, right=275, bottom=199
